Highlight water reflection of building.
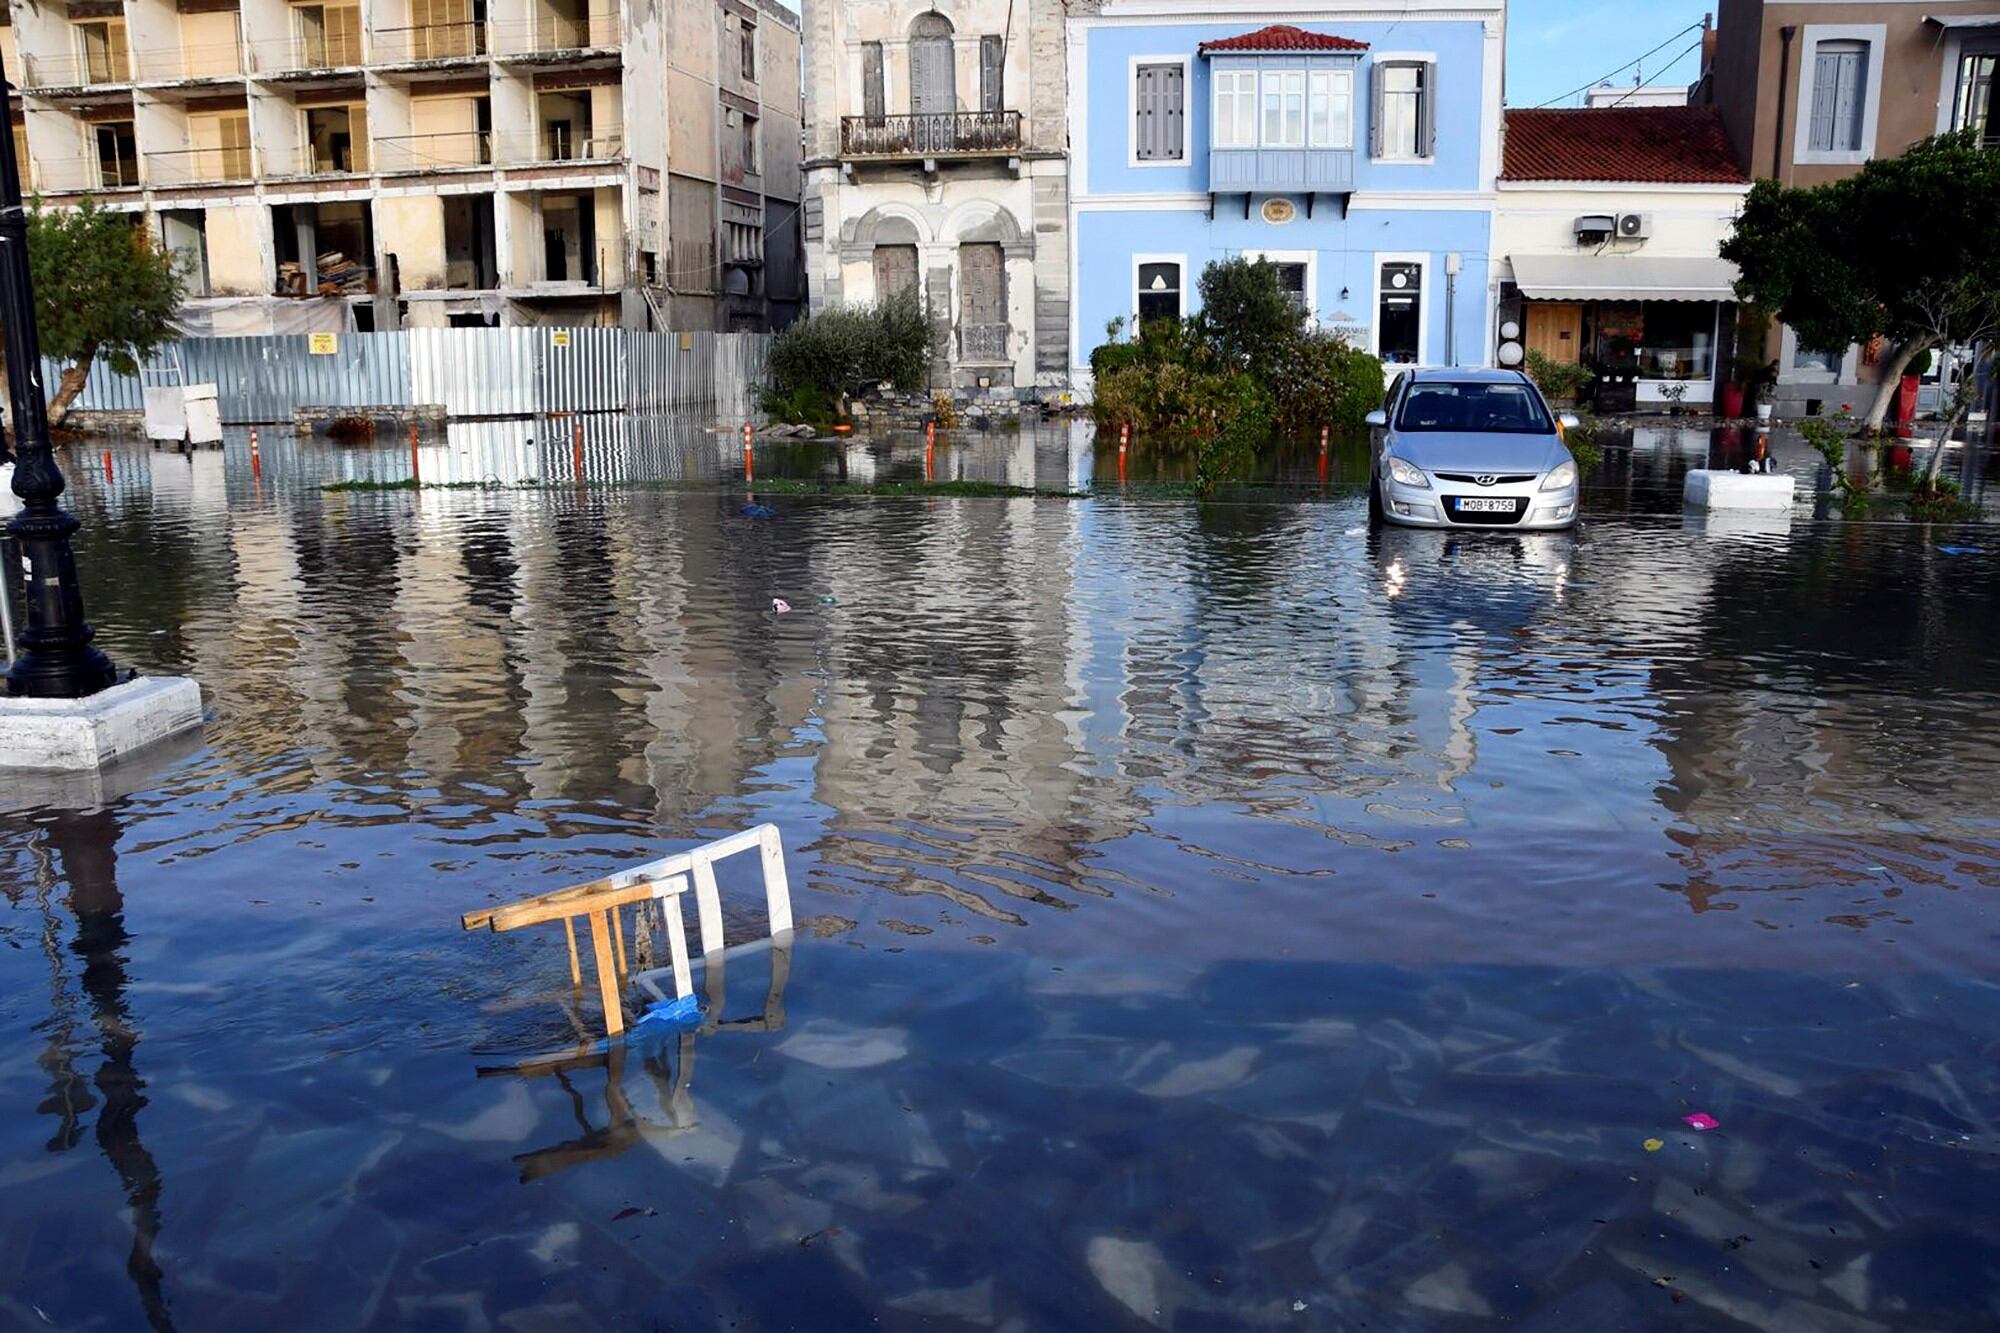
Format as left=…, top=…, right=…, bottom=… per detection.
left=1, top=806, right=176, bottom=1332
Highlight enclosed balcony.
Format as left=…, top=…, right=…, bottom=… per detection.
left=839, top=110, right=1021, bottom=162
left=1198, top=27, right=1368, bottom=217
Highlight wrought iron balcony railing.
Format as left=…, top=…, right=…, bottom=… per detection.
left=840, top=110, right=1022, bottom=159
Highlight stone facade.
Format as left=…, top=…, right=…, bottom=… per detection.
left=800, top=0, right=1070, bottom=394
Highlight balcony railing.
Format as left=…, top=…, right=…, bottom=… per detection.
left=491, top=11, right=620, bottom=54
left=30, top=155, right=142, bottom=191
left=22, top=52, right=131, bottom=90
left=372, top=21, right=487, bottom=63
left=840, top=110, right=1022, bottom=159
left=374, top=131, right=493, bottom=171
left=277, top=142, right=371, bottom=176
left=145, top=147, right=255, bottom=185
left=246, top=20, right=365, bottom=72
left=496, top=130, right=623, bottom=165
left=131, top=41, right=245, bottom=81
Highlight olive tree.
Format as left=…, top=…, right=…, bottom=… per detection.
left=8, top=200, right=185, bottom=430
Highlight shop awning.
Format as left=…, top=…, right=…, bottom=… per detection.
left=1509, top=254, right=1741, bottom=302
left=1924, top=14, right=2000, bottom=29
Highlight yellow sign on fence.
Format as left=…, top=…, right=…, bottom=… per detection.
left=308, top=332, right=338, bottom=355
left=552, top=331, right=572, bottom=348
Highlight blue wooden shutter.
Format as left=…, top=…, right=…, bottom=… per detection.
left=1809, top=49, right=1841, bottom=151
left=1418, top=60, right=1436, bottom=157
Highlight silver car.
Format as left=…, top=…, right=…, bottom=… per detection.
left=1366, top=369, right=1581, bottom=531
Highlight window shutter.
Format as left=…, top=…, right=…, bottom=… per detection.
left=1419, top=61, right=1437, bottom=157
left=1135, top=65, right=1155, bottom=160
left=1835, top=49, right=1864, bottom=150
left=981, top=35, right=1003, bottom=112
left=1809, top=50, right=1840, bottom=151
left=862, top=42, right=884, bottom=122
left=1164, top=63, right=1183, bottom=160
left=1369, top=61, right=1384, bottom=157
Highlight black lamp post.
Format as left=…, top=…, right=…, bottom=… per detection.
left=1, top=48, right=119, bottom=699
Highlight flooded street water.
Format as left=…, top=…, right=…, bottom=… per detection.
left=3, top=418, right=2000, bottom=1329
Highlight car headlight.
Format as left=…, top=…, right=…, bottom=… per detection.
left=1541, top=460, right=1577, bottom=491
left=1386, top=456, right=1429, bottom=489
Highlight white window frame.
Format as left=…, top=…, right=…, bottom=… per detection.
left=1127, top=54, right=1190, bottom=168
left=1793, top=24, right=1885, bottom=166
left=1308, top=67, right=1354, bottom=150
left=1241, top=248, right=1317, bottom=324
left=1371, top=51, right=1437, bottom=163
left=1937, top=30, right=2000, bottom=135
left=1261, top=69, right=1306, bottom=148
left=1132, top=252, right=1187, bottom=324
left=1370, top=251, right=1430, bottom=367
left=1212, top=68, right=1257, bottom=149
left=1779, top=324, right=1851, bottom=384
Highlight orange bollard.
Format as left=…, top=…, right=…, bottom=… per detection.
left=572, top=422, right=585, bottom=481
left=409, top=424, right=421, bottom=483
left=1118, top=422, right=1130, bottom=453
left=1319, top=424, right=1330, bottom=453
left=102, top=449, right=113, bottom=482
left=924, top=441, right=935, bottom=481
left=249, top=427, right=262, bottom=478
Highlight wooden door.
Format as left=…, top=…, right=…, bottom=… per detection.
left=1525, top=302, right=1583, bottom=365
left=873, top=244, right=917, bottom=301
left=958, top=243, right=1004, bottom=361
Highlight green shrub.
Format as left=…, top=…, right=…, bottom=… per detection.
left=764, top=288, right=930, bottom=411
left=1269, top=330, right=1387, bottom=434
left=1196, top=257, right=1305, bottom=373
left=1907, top=475, right=1978, bottom=523
left=1523, top=350, right=1595, bottom=404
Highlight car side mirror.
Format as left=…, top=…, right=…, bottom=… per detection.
left=1557, top=412, right=1581, bottom=431
left=1364, top=410, right=1388, bottom=428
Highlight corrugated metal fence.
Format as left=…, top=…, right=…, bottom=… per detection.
left=48, top=328, right=770, bottom=424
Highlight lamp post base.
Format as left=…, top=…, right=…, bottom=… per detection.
left=0, top=674, right=203, bottom=772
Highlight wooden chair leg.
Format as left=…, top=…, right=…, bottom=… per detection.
left=563, top=917, right=581, bottom=989
left=612, top=904, right=629, bottom=977
left=587, top=909, right=623, bottom=1037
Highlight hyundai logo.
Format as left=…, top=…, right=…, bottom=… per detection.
left=1474, top=474, right=1498, bottom=487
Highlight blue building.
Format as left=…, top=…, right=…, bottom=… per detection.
left=1065, top=6, right=1505, bottom=389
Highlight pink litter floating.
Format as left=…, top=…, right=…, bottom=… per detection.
left=1683, top=1112, right=1719, bottom=1131
left=772, top=598, right=792, bottom=614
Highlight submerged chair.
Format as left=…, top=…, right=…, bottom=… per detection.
left=461, top=823, right=793, bottom=1038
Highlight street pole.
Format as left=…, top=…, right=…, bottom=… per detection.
left=0, top=47, right=119, bottom=699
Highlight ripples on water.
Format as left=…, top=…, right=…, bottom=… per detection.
left=2, top=419, right=1999, bottom=1328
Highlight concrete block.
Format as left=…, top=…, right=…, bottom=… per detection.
left=1683, top=469, right=1796, bottom=512
left=0, top=675, right=204, bottom=772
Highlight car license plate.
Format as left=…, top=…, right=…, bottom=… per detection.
left=1454, top=497, right=1515, bottom=513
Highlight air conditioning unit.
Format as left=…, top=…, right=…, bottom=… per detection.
left=1616, top=212, right=1653, bottom=241
left=1574, top=214, right=1615, bottom=244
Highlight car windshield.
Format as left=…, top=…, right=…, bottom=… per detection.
left=1396, top=382, right=1553, bottom=434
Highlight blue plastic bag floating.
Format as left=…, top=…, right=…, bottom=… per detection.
left=626, top=993, right=702, bottom=1041
left=1937, top=546, right=1984, bottom=556
left=740, top=503, right=777, bottom=520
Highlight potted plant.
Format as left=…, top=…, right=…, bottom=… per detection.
left=1734, top=353, right=1778, bottom=423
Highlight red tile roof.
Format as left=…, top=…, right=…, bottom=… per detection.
left=1502, top=106, right=1747, bottom=185
left=1198, top=25, right=1369, bottom=54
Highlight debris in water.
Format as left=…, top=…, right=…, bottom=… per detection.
left=772, top=598, right=792, bottom=614
left=817, top=594, right=838, bottom=605
left=1683, top=1112, right=1720, bottom=1131
left=1643, top=1138, right=1665, bottom=1152
left=741, top=503, right=777, bottom=519
left=1936, top=546, right=1983, bottom=556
